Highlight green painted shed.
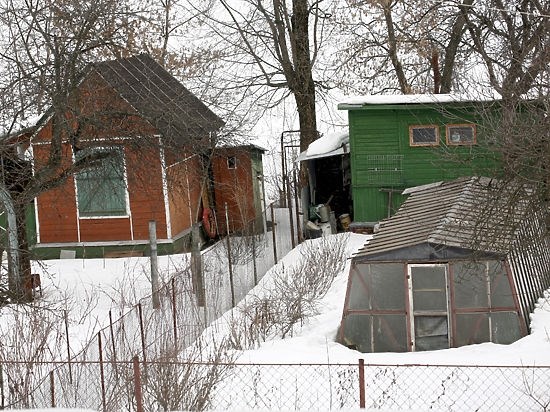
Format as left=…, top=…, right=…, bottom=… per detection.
left=337, top=94, right=500, bottom=223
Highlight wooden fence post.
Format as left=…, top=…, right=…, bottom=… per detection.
left=359, top=358, right=365, bottom=409
left=133, top=356, right=144, bottom=412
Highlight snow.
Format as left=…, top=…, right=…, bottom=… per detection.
left=3, top=230, right=550, bottom=411
left=196, top=233, right=550, bottom=367
left=295, top=131, right=349, bottom=162
left=338, top=93, right=499, bottom=107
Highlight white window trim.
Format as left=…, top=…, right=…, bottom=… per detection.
left=73, top=145, right=131, bottom=220
left=407, top=263, right=451, bottom=352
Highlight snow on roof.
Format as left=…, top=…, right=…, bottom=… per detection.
left=338, top=93, right=499, bottom=108
left=295, top=131, right=349, bottom=162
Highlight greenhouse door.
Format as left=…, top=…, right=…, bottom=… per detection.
left=408, top=265, right=450, bottom=351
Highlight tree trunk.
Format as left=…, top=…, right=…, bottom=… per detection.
left=291, top=0, right=318, bottom=152
left=14, top=196, right=32, bottom=301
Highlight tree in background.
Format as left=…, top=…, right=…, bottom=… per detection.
left=212, top=0, right=336, bottom=152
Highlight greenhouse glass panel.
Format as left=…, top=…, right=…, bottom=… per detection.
left=348, top=264, right=405, bottom=311
left=411, top=266, right=447, bottom=312
left=453, top=261, right=488, bottom=308
left=488, top=261, right=515, bottom=308
left=373, top=315, right=408, bottom=352
left=342, top=314, right=373, bottom=352
left=414, top=316, right=449, bottom=351
left=491, top=312, right=522, bottom=344
left=454, top=313, right=490, bottom=347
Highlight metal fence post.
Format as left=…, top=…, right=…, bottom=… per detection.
left=171, top=277, right=178, bottom=349
left=149, top=220, right=160, bottom=309
left=98, top=332, right=106, bottom=412
left=49, top=370, right=55, bottom=408
left=109, top=310, right=117, bottom=363
left=64, top=310, right=72, bottom=384
left=133, top=356, right=144, bottom=412
left=359, top=358, right=365, bottom=409
left=137, top=303, right=147, bottom=364
left=286, top=175, right=296, bottom=249
left=270, top=203, right=278, bottom=264
left=225, top=203, right=235, bottom=307
left=0, top=362, right=4, bottom=409
left=252, top=222, right=258, bottom=286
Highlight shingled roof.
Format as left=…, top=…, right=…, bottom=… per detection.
left=91, top=54, right=224, bottom=144
left=354, top=177, right=531, bottom=261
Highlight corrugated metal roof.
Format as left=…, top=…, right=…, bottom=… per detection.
left=355, top=177, right=529, bottom=260
left=93, top=54, right=224, bottom=145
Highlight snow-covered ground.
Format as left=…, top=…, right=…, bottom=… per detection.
left=3, top=232, right=550, bottom=411
left=200, top=233, right=550, bottom=366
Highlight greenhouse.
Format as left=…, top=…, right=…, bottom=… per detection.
left=338, top=177, right=550, bottom=352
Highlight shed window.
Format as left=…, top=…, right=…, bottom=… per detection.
left=409, top=125, right=439, bottom=146
left=75, top=147, right=128, bottom=217
left=227, top=156, right=237, bottom=169
left=446, top=124, right=476, bottom=145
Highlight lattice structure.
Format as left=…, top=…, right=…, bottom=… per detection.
left=365, top=154, right=404, bottom=186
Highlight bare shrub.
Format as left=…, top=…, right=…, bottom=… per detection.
left=143, top=336, right=236, bottom=411
left=0, top=304, right=65, bottom=408
left=230, top=234, right=349, bottom=348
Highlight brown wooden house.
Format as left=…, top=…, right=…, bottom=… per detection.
left=29, top=54, right=230, bottom=258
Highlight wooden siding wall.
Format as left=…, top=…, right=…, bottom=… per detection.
left=211, top=149, right=256, bottom=235
left=166, top=153, right=203, bottom=236
left=348, top=105, right=499, bottom=222
left=34, top=142, right=168, bottom=243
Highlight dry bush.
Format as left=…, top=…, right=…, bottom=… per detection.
left=143, top=336, right=236, bottom=411
left=230, top=234, right=349, bottom=349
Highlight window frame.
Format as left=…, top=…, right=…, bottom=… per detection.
left=227, top=155, right=237, bottom=169
left=74, top=146, right=130, bottom=219
left=409, top=125, right=440, bottom=147
left=446, top=123, right=477, bottom=146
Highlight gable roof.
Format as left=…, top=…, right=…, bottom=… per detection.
left=354, top=177, right=530, bottom=261
left=92, top=54, right=224, bottom=145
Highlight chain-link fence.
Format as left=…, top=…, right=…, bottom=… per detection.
left=2, top=360, right=550, bottom=411
left=0, top=205, right=298, bottom=409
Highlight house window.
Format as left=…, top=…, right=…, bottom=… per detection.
left=75, top=147, right=128, bottom=217
left=227, top=156, right=236, bottom=169
left=446, top=124, right=476, bottom=145
left=409, top=125, right=439, bottom=146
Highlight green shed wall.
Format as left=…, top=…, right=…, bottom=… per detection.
left=347, top=104, right=499, bottom=222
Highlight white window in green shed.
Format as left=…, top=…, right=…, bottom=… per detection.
left=75, top=147, right=128, bottom=217
left=409, top=125, right=439, bottom=146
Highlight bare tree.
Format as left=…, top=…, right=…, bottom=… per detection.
left=211, top=0, right=335, bottom=152
left=333, top=0, right=476, bottom=94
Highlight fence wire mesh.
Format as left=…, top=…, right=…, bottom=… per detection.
left=2, top=361, right=550, bottom=411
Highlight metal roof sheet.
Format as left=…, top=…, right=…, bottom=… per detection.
left=355, top=177, right=529, bottom=260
